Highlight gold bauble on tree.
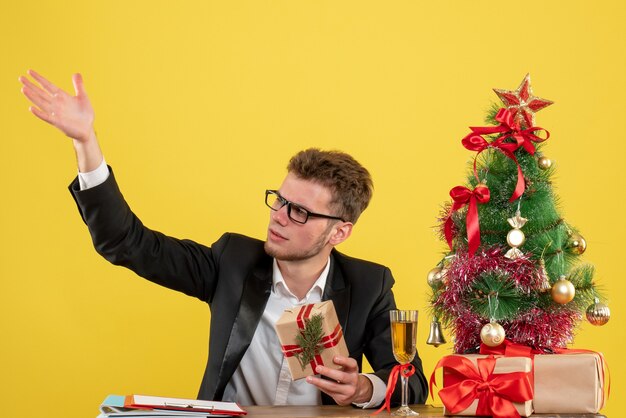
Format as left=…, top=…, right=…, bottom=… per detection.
left=427, top=266, right=444, bottom=288
left=567, top=232, right=587, bottom=255
left=538, top=155, right=552, bottom=170
left=586, top=298, right=611, bottom=326
left=480, top=321, right=506, bottom=347
left=551, top=275, right=576, bottom=304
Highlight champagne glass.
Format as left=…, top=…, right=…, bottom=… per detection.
left=390, top=310, right=419, bottom=416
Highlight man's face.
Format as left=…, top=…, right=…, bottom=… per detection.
left=264, top=172, right=340, bottom=262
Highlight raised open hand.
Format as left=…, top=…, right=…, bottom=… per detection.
left=19, top=70, right=95, bottom=143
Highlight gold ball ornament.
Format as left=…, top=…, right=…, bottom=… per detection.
left=538, top=156, right=552, bottom=170
left=427, top=267, right=443, bottom=288
left=567, top=233, right=587, bottom=255
left=586, top=300, right=610, bottom=326
left=506, top=228, right=526, bottom=247
left=480, top=321, right=506, bottom=347
left=551, top=276, right=576, bottom=304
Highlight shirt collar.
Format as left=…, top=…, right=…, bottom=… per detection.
left=272, top=257, right=330, bottom=303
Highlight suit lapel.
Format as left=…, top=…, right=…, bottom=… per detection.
left=322, top=253, right=351, bottom=334
left=216, top=258, right=273, bottom=397
left=321, top=252, right=351, bottom=405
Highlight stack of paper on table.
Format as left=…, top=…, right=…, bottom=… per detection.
left=98, top=394, right=247, bottom=417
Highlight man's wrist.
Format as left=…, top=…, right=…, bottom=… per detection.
left=355, top=374, right=373, bottom=403
left=352, top=373, right=386, bottom=409
left=78, top=157, right=108, bottom=190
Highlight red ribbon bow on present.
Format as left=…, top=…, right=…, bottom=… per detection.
left=444, top=184, right=490, bottom=256
left=479, top=339, right=611, bottom=410
left=372, top=363, right=415, bottom=415
left=430, top=355, right=533, bottom=418
left=280, top=304, right=344, bottom=371
left=462, top=108, right=550, bottom=202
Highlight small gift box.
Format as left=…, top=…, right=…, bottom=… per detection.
left=533, top=352, right=605, bottom=414
left=434, top=354, right=533, bottom=417
left=275, top=301, right=349, bottom=380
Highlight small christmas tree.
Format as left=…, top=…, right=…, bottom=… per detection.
left=427, top=74, right=610, bottom=354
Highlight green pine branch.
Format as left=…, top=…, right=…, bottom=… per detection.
left=469, top=271, right=534, bottom=321
left=294, top=313, right=325, bottom=371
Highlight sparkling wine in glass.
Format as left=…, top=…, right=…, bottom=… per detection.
left=390, top=310, right=419, bottom=416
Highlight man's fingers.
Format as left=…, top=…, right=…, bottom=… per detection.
left=27, top=69, right=60, bottom=95
left=72, top=73, right=87, bottom=98
left=29, top=106, right=53, bottom=124
left=306, top=375, right=352, bottom=394
left=21, top=84, right=53, bottom=113
left=315, top=365, right=349, bottom=384
left=20, top=77, right=52, bottom=102
left=331, top=356, right=359, bottom=372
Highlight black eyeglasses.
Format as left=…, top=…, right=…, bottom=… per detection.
left=265, top=190, right=345, bottom=224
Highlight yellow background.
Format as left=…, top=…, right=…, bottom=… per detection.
left=1, top=1, right=624, bottom=417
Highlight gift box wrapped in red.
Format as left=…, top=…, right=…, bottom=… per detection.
left=275, top=301, right=349, bottom=380
left=431, top=354, right=534, bottom=418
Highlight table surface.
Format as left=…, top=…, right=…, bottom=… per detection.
left=241, top=404, right=606, bottom=417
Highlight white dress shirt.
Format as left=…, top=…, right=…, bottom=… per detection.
left=78, top=159, right=386, bottom=407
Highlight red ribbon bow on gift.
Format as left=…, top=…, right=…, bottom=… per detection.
left=462, top=108, right=550, bottom=202
left=444, top=184, right=490, bottom=256
left=280, top=304, right=344, bottom=371
left=372, top=363, right=415, bottom=415
left=479, top=339, right=611, bottom=410
left=430, top=355, right=533, bottom=418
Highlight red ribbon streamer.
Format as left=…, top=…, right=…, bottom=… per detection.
left=280, top=304, right=344, bottom=372
left=479, top=339, right=538, bottom=357
left=462, top=131, right=524, bottom=203
left=373, top=363, right=415, bottom=415
left=469, top=108, right=549, bottom=155
left=429, top=355, right=533, bottom=418
left=462, top=108, right=550, bottom=202
left=444, top=185, right=490, bottom=256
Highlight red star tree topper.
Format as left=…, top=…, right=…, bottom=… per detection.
left=493, top=73, right=553, bottom=128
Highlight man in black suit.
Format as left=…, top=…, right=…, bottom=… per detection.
left=19, top=70, right=428, bottom=408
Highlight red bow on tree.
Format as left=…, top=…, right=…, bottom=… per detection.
left=461, top=108, right=550, bottom=202
left=444, top=184, right=490, bottom=256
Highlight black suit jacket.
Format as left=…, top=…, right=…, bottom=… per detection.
left=69, top=168, right=428, bottom=405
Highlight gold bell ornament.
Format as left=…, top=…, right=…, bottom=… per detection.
left=586, top=298, right=611, bottom=326
left=426, top=317, right=447, bottom=347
